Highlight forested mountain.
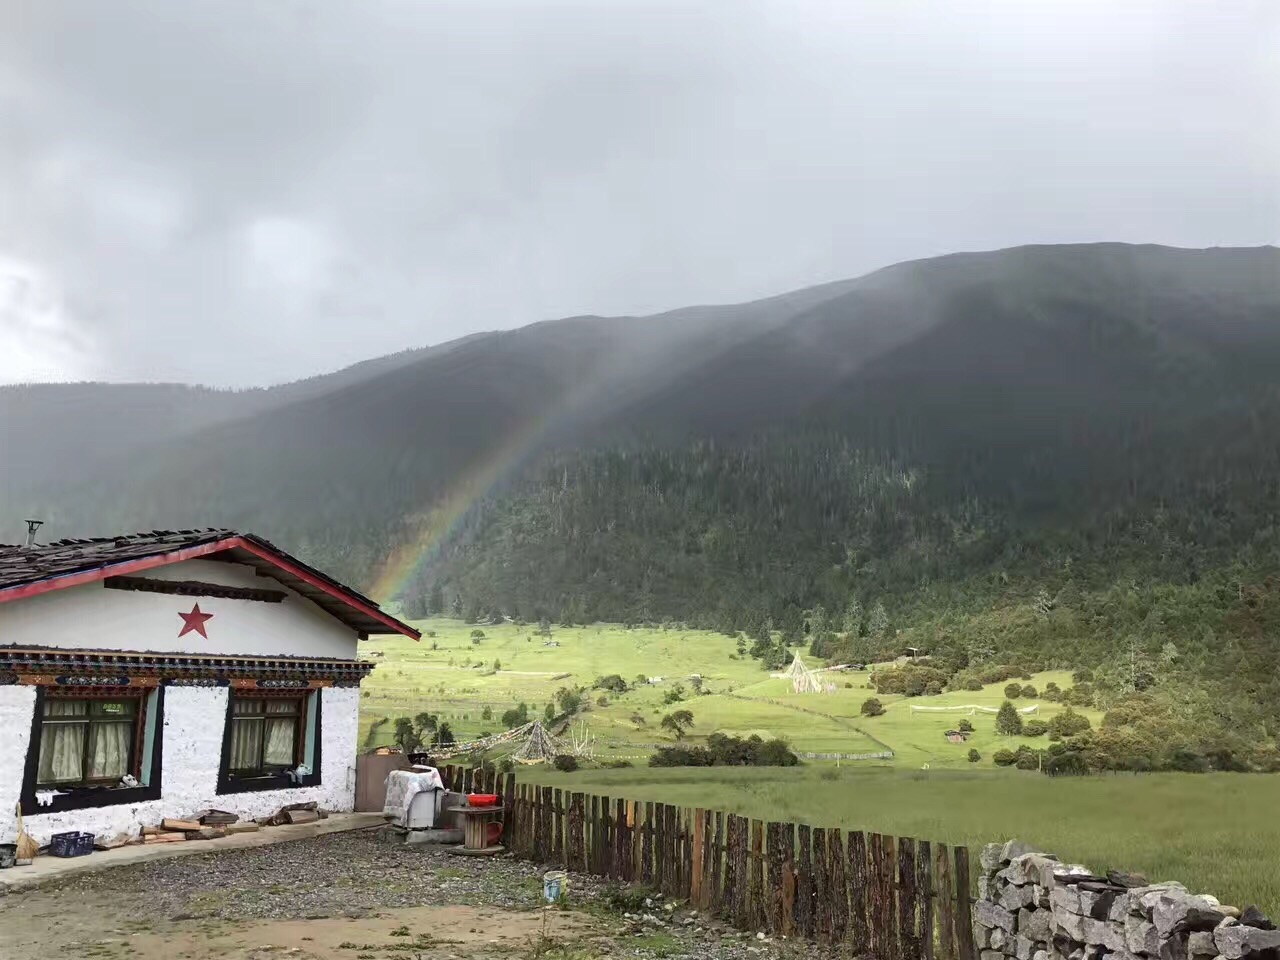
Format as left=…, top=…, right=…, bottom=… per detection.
left=6, top=244, right=1280, bottom=758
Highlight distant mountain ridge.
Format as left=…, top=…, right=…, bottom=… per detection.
left=3, top=242, right=1278, bottom=594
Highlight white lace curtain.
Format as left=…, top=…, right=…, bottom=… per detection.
left=37, top=700, right=132, bottom=785
left=229, top=699, right=298, bottom=772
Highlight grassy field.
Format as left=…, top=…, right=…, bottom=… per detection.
left=361, top=619, right=1096, bottom=765
left=360, top=618, right=1280, bottom=910
left=517, top=764, right=1280, bottom=915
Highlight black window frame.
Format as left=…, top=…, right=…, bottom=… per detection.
left=19, top=686, right=164, bottom=816
left=217, top=688, right=323, bottom=795
left=34, top=694, right=143, bottom=789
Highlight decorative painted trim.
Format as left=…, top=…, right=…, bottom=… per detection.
left=0, top=648, right=374, bottom=686
left=0, top=672, right=18, bottom=685
left=162, top=677, right=230, bottom=687
left=19, top=685, right=165, bottom=817
left=215, top=687, right=324, bottom=796
left=54, top=675, right=131, bottom=686
left=104, top=575, right=287, bottom=602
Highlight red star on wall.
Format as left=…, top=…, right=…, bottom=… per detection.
left=178, top=603, right=214, bottom=638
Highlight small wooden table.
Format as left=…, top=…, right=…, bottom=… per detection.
left=445, top=805, right=504, bottom=856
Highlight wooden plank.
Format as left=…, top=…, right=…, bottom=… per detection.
left=935, top=843, right=956, bottom=960
left=796, top=824, right=814, bottom=941
left=515, top=783, right=528, bottom=858
left=953, top=847, right=976, bottom=960
left=829, top=827, right=848, bottom=945
left=542, top=786, right=555, bottom=863
left=675, top=808, right=686, bottom=901
left=617, top=798, right=630, bottom=881
left=144, top=832, right=187, bottom=844
left=919, top=840, right=935, bottom=960
left=868, top=833, right=885, bottom=960
left=161, top=818, right=201, bottom=832
left=653, top=802, right=666, bottom=888
left=461, top=767, right=473, bottom=794
left=780, top=822, right=796, bottom=938
left=765, top=822, right=783, bottom=933
left=700, top=810, right=715, bottom=911
left=628, top=801, right=639, bottom=882
left=749, top=820, right=765, bottom=932
left=885, top=835, right=900, bottom=960
left=588, top=794, right=600, bottom=874
left=728, top=814, right=747, bottom=925
left=848, top=830, right=870, bottom=957
left=566, top=793, right=584, bottom=871
left=812, top=827, right=830, bottom=940
left=600, top=794, right=613, bottom=877
left=553, top=789, right=564, bottom=866
left=641, top=802, right=654, bottom=885
left=691, top=808, right=706, bottom=907
left=710, top=811, right=724, bottom=917
left=899, top=837, right=919, bottom=960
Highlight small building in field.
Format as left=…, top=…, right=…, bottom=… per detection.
left=0, top=528, right=419, bottom=845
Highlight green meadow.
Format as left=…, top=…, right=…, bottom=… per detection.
left=360, top=619, right=1096, bottom=765
left=361, top=619, right=1280, bottom=910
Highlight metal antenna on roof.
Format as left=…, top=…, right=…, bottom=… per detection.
left=23, top=519, right=43, bottom=548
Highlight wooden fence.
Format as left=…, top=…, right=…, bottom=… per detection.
left=439, top=764, right=977, bottom=960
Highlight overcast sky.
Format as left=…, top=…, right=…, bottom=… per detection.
left=1, top=1, right=1276, bottom=387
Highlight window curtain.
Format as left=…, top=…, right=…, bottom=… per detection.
left=37, top=701, right=87, bottom=783
left=87, top=722, right=131, bottom=780
left=264, top=700, right=297, bottom=767
left=229, top=700, right=264, bottom=771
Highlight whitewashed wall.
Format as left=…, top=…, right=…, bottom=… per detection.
left=0, top=559, right=357, bottom=659
left=0, top=684, right=360, bottom=845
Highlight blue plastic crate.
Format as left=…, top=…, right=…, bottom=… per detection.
left=49, top=831, right=95, bottom=858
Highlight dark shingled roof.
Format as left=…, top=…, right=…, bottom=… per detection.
left=0, top=528, right=419, bottom=639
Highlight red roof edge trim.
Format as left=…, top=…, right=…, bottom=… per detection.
left=0, top=536, right=420, bottom=641
left=229, top=537, right=419, bottom=640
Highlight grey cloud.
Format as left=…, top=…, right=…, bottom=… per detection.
left=1, top=0, right=1276, bottom=386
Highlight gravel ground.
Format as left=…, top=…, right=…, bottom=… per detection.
left=1, top=830, right=844, bottom=960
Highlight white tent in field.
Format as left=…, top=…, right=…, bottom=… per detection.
left=784, top=651, right=824, bottom=694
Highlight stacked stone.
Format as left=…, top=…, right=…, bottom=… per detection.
left=974, top=840, right=1280, bottom=960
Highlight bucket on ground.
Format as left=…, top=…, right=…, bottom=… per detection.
left=542, top=870, right=567, bottom=902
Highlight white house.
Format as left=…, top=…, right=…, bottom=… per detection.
left=0, top=527, right=419, bottom=845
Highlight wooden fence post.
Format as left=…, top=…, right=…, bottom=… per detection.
left=885, top=834, right=900, bottom=960
left=918, top=839, right=935, bottom=960
left=749, top=820, right=765, bottom=930
left=796, top=825, right=814, bottom=940
left=641, top=802, right=654, bottom=886
left=812, top=827, right=830, bottom=940
left=899, top=837, right=919, bottom=960
left=601, top=795, right=614, bottom=878
left=553, top=789, right=564, bottom=866
left=868, top=833, right=885, bottom=960
left=628, top=801, right=639, bottom=882
left=953, top=847, right=976, bottom=960
left=691, top=809, right=706, bottom=907
left=829, top=827, right=848, bottom=945
left=780, top=821, right=796, bottom=938
left=848, top=830, right=869, bottom=957
left=653, top=802, right=666, bottom=888
left=710, top=811, right=725, bottom=916
left=935, top=843, right=955, bottom=960
left=615, top=798, right=629, bottom=881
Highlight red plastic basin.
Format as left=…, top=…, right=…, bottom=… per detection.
left=468, top=793, right=499, bottom=808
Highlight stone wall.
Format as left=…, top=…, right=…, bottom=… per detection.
left=974, top=840, right=1280, bottom=960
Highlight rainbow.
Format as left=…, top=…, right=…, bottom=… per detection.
left=365, top=408, right=556, bottom=606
